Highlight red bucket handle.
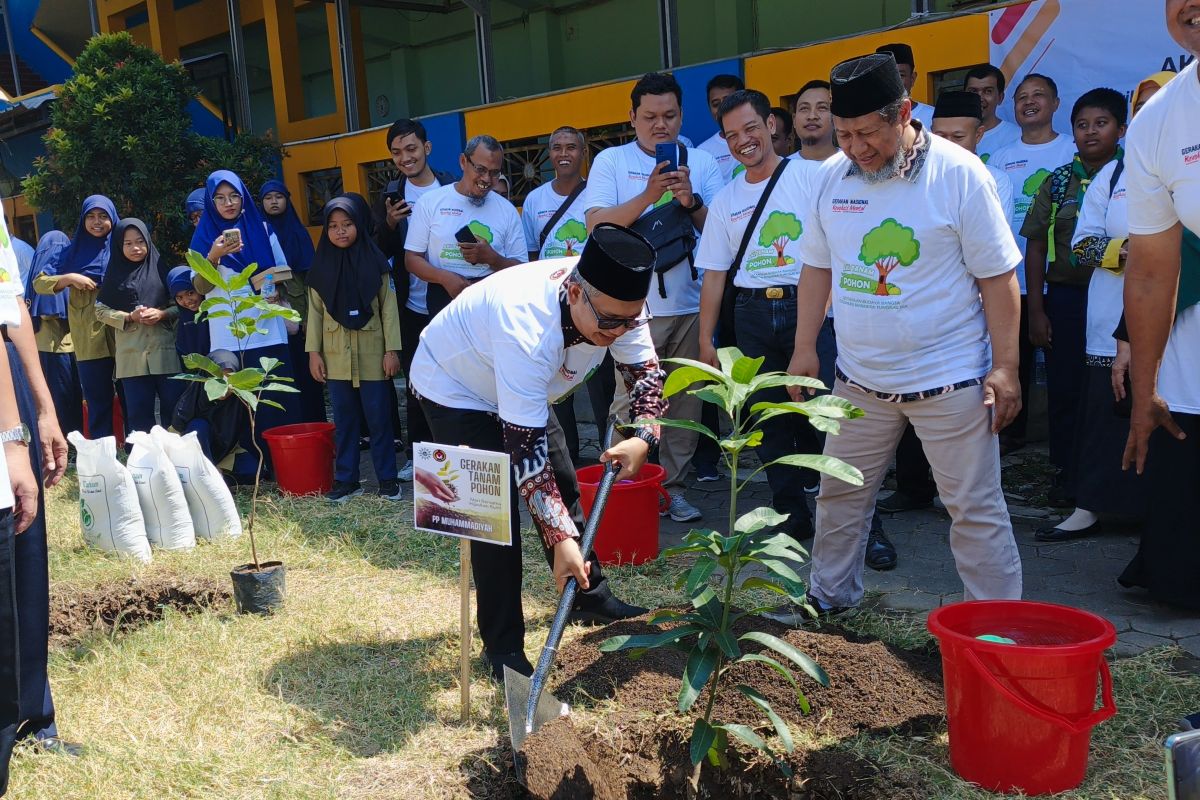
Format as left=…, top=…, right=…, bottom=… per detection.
left=656, top=482, right=670, bottom=512
left=963, top=647, right=1116, bottom=735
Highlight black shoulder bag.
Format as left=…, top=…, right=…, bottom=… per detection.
left=538, top=180, right=588, bottom=252
left=718, top=158, right=792, bottom=341
left=630, top=145, right=700, bottom=298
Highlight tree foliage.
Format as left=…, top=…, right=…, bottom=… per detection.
left=757, top=211, right=802, bottom=266
left=554, top=218, right=587, bottom=255
left=23, top=32, right=283, bottom=260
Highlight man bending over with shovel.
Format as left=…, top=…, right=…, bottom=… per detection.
left=409, top=223, right=665, bottom=682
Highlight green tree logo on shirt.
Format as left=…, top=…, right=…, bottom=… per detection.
left=757, top=211, right=802, bottom=267
left=554, top=219, right=588, bottom=256
left=1023, top=168, right=1052, bottom=198
left=467, top=220, right=494, bottom=243
left=80, top=498, right=94, bottom=530
left=857, top=218, right=920, bottom=296
left=732, top=163, right=746, bottom=179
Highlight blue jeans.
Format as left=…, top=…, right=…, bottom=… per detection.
left=77, top=357, right=116, bottom=439
left=40, top=352, right=82, bottom=437
left=329, top=379, right=397, bottom=485
left=121, top=374, right=183, bottom=435
left=733, top=293, right=836, bottom=523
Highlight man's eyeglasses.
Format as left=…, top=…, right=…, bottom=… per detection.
left=213, top=193, right=243, bottom=206
left=580, top=289, right=651, bottom=330
left=465, top=157, right=504, bottom=180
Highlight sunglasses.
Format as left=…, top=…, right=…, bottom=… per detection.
left=580, top=288, right=651, bottom=330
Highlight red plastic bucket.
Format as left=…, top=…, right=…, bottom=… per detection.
left=576, top=463, right=668, bottom=566
left=262, top=422, right=335, bottom=496
left=927, top=600, right=1117, bottom=795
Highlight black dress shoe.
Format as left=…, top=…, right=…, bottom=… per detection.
left=485, top=651, right=533, bottom=683
left=877, top=490, right=934, bottom=513
left=569, top=594, right=648, bottom=626
left=1035, top=520, right=1101, bottom=542
left=865, top=525, right=898, bottom=571
left=34, top=737, right=85, bottom=757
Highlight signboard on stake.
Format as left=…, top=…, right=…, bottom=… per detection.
left=413, top=442, right=513, bottom=723
left=413, top=443, right=512, bottom=546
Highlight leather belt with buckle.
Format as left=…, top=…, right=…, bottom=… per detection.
left=737, top=286, right=796, bottom=300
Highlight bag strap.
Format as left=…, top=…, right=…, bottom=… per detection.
left=729, top=158, right=790, bottom=284
left=538, top=180, right=587, bottom=250
left=1109, top=158, right=1125, bottom=198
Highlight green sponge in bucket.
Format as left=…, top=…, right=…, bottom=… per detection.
left=976, top=634, right=1017, bottom=644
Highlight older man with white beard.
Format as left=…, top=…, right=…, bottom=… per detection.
left=787, top=53, right=1024, bottom=613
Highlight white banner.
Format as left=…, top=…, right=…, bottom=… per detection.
left=989, top=0, right=1187, bottom=132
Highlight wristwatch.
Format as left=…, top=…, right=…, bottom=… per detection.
left=0, top=424, right=30, bottom=446
left=684, top=194, right=705, bottom=214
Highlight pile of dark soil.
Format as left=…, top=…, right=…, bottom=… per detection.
left=516, top=615, right=945, bottom=799
left=49, top=574, right=230, bottom=646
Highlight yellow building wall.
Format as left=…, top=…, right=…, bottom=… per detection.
left=746, top=14, right=991, bottom=108
left=283, top=13, right=990, bottom=237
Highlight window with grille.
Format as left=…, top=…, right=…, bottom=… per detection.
left=301, top=168, right=344, bottom=226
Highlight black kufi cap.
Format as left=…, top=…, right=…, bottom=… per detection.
left=830, top=53, right=906, bottom=118
left=933, top=90, right=983, bottom=121
left=876, top=43, right=915, bottom=68
left=576, top=223, right=656, bottom=302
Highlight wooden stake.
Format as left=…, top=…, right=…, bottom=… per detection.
left=460, top=537, right=471, bottom=723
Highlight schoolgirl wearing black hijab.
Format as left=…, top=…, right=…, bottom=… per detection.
left=95, top=219, right=181, bottom=435
left=305, top=194, right=402, bottom=502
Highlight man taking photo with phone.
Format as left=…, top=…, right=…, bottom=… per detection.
left=585, top=72, right=723, bottom=524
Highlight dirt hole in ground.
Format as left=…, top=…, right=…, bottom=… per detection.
left=515, top=615, right=944, bottom=799
left=50, top=574, right=230, bottom=646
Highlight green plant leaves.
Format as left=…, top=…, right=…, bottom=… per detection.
left=736, top=684, right=795, bottom=753
left=679, top=645, right=718, bottom=712
left=685, top=556, right=718, bottom=595
left=599, top=625, right=701, bottom=653
left=760, top=454, right=864, bottom=486
left=739, top=631, right=830, bottom=687
left=690, top=719, right=716, bottom=766
left=183, top=352, right=222, bottom=377
left=628, top=417, right=720, bottom=442
left=663, top=365, right=721, bottom=398
left=187, top=250, right=222, bottom=287
left=734, top=507, right=788, bottom=535
left=730, top=355, right=765, bottom=385
left=716, top=723, right=767, bottom=753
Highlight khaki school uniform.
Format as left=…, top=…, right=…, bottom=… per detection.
left=33, top=275, right=113, bottom=362
left=33, top=316, right=73, bottom=355
left=305, top=281, right=401, bottom=387
left=94, top=303, right=181, bottom=379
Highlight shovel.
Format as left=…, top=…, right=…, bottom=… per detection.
left=505, top=433, right=622, bottom=764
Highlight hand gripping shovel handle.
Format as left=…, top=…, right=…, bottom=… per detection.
left=524, top=423, right=621, bottom=734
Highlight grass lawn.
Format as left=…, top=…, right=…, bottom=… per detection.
left=7, top=473, right=1195, bottom=799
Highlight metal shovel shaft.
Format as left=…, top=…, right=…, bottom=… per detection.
left=524, top=458, right=621, bottom=734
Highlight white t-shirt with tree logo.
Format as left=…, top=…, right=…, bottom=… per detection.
left=695, top=158, right=821, bottom=289
left=521, top=181, right=589, bottom=260
left=978, top=119, right=1021, bottom=166
left=988, top=134, right=1076, bottom=293
left=404, top=182, right=527, bottom=281
left=800, top=134, right=1021, bottom=394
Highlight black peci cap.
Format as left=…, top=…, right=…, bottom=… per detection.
left=876, top=42, right=915, bottom=68
left=830, top=53, right=906, bottom=118
left=933, top=90, right=984, bottom=121
left=576, top=223, right=656, bottom=301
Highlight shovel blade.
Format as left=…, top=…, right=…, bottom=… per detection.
left=504, top=666, right=570, bottom=758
